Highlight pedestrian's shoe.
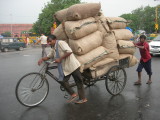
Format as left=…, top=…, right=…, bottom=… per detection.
left=134, top=81, right=141, bottom=85
left=146, top=81, right=152, bottom=84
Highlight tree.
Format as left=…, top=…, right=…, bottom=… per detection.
left=32, top=0, right=81, bottom=35
left=120, top=5, right=160, bottom=33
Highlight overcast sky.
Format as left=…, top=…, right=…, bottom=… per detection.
left=0, top=0, right=159, bottom=24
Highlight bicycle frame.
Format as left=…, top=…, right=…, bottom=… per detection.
left=44, top=63, right=61, bottom=83
left=42, top=62, right=78, bottom=88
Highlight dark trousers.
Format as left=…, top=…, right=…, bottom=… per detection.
left=60, top=68, right=85, bottom=100
left=136, top=59, right=152, bottom=75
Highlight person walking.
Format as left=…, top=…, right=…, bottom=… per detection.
left=39, top=33, right=47, bottom=57
left=24, top=37, right=29, bottom=47
left=133, top=35, right=152, bottom=85
left=26, top=37, right=30, bottom=46
left=38, top=35, right=87, bottom=104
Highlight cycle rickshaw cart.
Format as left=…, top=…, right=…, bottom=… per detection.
left=15, top=57, right=129, bottom=107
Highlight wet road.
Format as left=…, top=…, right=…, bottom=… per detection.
left=0, top=47, right=160, bottom=120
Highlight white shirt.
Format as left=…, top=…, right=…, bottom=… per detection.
left=39, top=35, right=47, bottom=44
left=47, top=40, right=81, bottom=76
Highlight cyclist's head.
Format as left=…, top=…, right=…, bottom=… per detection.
left=47, top=35, right=57, bottom=46
left=47, top=35, right=57, bottom=41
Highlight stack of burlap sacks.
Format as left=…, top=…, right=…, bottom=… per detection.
left=53, top=3, right=138, bottom=78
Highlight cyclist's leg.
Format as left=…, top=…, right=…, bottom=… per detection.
left=60, top=75, right=75, bottom=95
left=72, top=68, right=85, bottom=100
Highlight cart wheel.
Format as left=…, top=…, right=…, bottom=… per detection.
left=105, top=65, right=127, bottom=95
left=83, top=77, right=96, bottom=86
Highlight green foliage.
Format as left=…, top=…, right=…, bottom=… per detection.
left=120, top=5, right=160, bottom=33
left=32, top=0, right=80, bottom=35
left=1, top=31, right=11, bottom=37
left=33, top=1, right=159, bottom=35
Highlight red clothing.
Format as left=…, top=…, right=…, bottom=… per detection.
left=136, top=42, right=151, bottom=62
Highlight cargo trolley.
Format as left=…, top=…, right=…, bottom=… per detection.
left=15, top=57, right=129, bottom=107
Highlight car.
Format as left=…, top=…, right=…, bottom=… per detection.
left=0, top=37, right=26, bottom=52
left=149, top=34, right=160, bottom=56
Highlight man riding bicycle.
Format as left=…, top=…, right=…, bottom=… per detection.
left=38, top=35, right=87, bottom=104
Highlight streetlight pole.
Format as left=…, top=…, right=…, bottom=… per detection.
left=10, top=14, right=12, bottom=37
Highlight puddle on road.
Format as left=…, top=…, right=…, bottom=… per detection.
left=23, top=55, right=30, bottom=56
left=123, top=91, right=136, bottom=100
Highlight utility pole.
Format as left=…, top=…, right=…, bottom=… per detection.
left=10, top=14, right=12, bottom=37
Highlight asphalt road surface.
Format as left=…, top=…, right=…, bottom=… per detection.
left=0, top=47, right=160, bottom=120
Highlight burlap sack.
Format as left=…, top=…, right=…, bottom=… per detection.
left=102, top=32, right=119, bottom=60
left=119, top=54, right=138, bottom=67
left=117, top=40, right=136, bottom=55
left=95, top=14, right=110, bottom=35
left=112, top=29, right=134, bottom=40
left=65, top=17, right=98, bottom=40
left=91, top=58, right=116, bottom=68
left=69, top=31, right=103, bottom=55
left=66, top=3, right=101, bottom=21
left=54, top=8, right=68, bottom=22
left=83, top=58, right=118, bottom=78
left=76, top=46, right=110, bottom=71
left=106, top=17, right=127, bottom=29
left=52, top=24, right=68, bottom=40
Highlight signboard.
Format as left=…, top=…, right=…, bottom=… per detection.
left=155, top=23, right=159, bottom=30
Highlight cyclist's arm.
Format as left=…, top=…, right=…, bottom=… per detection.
left=60, top=52, right=72, bottom=60
left=55, top=52, right=72, bottom=63
left=55, top=41, right=73, bottom=63
left=38, top=57, right=50, bottom=65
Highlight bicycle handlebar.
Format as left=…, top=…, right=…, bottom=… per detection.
left=45, top=61, right=55, bottom=65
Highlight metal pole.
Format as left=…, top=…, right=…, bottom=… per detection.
left=155, top=7, right=158, bottom=33
left=10, top=14, right=12, bottom=37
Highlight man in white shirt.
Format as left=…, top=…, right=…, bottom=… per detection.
left=38, top=35, right=87, bottom=104
left=39, top=33, right=47, bottom=57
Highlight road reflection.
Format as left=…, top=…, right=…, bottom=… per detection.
left=134, top=85, right=152, bottom=120
left=19, top=106, right=52, bottom=120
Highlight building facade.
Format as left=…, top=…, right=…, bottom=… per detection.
left=0, top=24, right=33, bottom=37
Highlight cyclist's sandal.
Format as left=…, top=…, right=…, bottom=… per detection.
left=67, top=95, right=78, bottom=103
left=74, top=99, right=87, bottom=104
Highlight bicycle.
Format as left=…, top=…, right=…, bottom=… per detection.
left=15, top=61, right=75, bottom=107
left=15, top=57, right=129, bottom=107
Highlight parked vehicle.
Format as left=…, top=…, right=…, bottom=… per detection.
left=0, top=37, right=26, bottom=52
left=149, top=34, right=160, bottom=56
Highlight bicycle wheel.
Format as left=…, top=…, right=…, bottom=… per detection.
left=15, top=72, right=49, bottom=107
left=105, top=66, right=127, bottom=95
